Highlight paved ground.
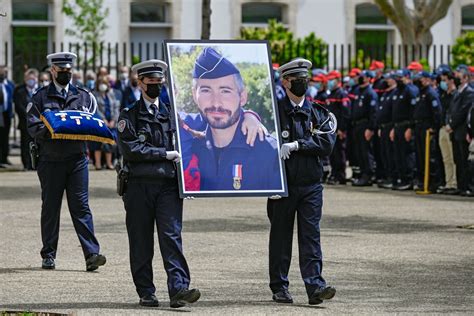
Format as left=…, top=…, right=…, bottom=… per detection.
left=0, top=156, right=473, bottom=315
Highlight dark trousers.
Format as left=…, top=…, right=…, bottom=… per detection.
left=352, top=123, right=373, bottom=177
left=452, top=136, right=470, bottom=191
left=329, top=136, right=346, bottom=181
left=372, top=131, right=385, bottom=180
left=379, top=126, right=395, bottom=182
left=0, top=113, right=11, bottom=163
left=123, top=179, right=190, bottom=298
left=37, top=156, right=100, bottom=259
left=20, top=127, right=33, bottom=170
left=393, top=126, right=414, bottom=183
left=267, top=183, right=326, bottom=297
left=414, top=123, right=442, bottom=190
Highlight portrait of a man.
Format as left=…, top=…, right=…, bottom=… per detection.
left=165, top=41, right=287, bottom=197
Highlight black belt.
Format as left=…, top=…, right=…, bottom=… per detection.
left=353, top=118, right=369, bottom=126
left=394, top=120, right=411, bottom=128
left=379, top=122, right=393, bottom=129
left=414, top=119, right=431, bottom=124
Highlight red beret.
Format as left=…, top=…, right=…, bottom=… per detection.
left=407, top=61, right=423, bottom=71
left=312, top=74, right=327, bottom=83
left=326, top=70, right=341, bottom=80
left=349, top=68, right=362, bottom=77
left=369, top=60, right=385, bottom=70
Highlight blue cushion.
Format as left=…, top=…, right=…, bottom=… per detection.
left=40, top=110, right=115, bottom=144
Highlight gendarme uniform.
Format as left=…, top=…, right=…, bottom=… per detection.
left=267, top=58, right=337, bottom=305
left=27, top=52, right=106, bottom=271
left=117, top=60, right=200, bottom=308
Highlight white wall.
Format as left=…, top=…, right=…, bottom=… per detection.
left=178, top=0, right=202, bottom=39
left=210, top=0, right=234, bottom=39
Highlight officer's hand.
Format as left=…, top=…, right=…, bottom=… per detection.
left=364, top=129, right=374, bottom=141
left=269, top=195, right=282, bottom=200
left=337, top=130, right=346, bottom=140
left=446, top=125, right=453, bottom=133
left=166, top=151, right=181, bottom=163
left=242, top=113, right=268, bottom=147
left=280, top=141, right=299, bottom=160
left=389, top=128, right=395, bottom=142
left=404, top=128, right=412, bottom=142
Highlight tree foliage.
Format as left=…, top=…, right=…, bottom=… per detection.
left=62, top=0, right=109, bottom=67
left=240, top=19, right=327, bottom=68
left=170, top=47, right=276, bottom=133
left=374, top=0, right=452, bottom=48
left=451, top=31, right=474, bottom=68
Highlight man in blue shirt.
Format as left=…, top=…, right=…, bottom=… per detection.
left=188, top=47, right=282, bottom=192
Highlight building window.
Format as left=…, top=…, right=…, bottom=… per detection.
left=130, top=2, right=168, bottom=23
left=129, top=1, right=172, bottom=61
left=12, top=0, right=50, bottom=21
left=241, top=2, right=287, bottom=28
left=11, top=0, right=53, bottom=82
left=355, top=3, right=393, bottom=61
left=461, top=5, right=474, bottom=31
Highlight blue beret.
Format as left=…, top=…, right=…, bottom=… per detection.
left=417, top=71, right=434, bottom=79
left=361, top=70, right=375, bottom=78
left=455, top=64, right=469, bottom=74
left=193, top=47, right=240, bottom=79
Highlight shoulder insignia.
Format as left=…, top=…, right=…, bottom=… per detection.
left=118, top=120, right=127, bottom=133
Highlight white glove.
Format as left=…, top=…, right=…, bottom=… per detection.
left=280, top=141, right=299, bottom=160
left=166, top=151, right=181, bottom=163
left=269, top=195, right=282, bottom=200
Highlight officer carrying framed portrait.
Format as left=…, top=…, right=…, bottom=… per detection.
left=164, top=40, right=288, bottom=197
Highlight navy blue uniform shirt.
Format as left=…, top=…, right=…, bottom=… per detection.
left=377, top=87, right=397, bottom=126
left=351, top=85, right=378, bottom=129
left=192, top=111, right=281, bottom=191
left=413, top=85, right=441, bottom=128
left=392, top=83, right=419, bottom=123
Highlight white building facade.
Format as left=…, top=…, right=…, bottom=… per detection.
left=1, top=0, right=473, bottom=80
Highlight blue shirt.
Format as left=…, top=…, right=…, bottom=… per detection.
left=191, top=114, right=282, bottom=191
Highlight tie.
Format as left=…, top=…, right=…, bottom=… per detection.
left=61, top=88, right=67, bottom=99
left=150, top=104, right=157, bottom=116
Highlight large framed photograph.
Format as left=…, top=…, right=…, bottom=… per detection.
left=164, top=40, right=288, bottom=197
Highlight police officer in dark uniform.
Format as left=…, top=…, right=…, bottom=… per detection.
left=390, top=69, right=418, bottom=190
left=351, top=70, right=378, bottom=186
left=346, top=68, right=361, bottom=182
left=27, top=52, right=106, bottom=271
left=326, top=70, right=350, bottom=184
left=267, top=58, right=337, bottom=305
left=117, top=60, right=200, bottom=308
left=413, top=71, right=442, bottom=191
left=376, top=72, right=398, bottom=188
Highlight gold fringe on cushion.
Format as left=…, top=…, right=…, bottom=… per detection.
left=41, top=114, right=116, bottom=145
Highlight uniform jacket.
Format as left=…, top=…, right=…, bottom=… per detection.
left=413, top=85, right=441, bottom=129
left=279, top=96, right=336, bottom=186
left=351, top=85, right=378, bottom=129
left=117, top=97, right=177, bottom=180
left=27, top=83, right=94, bottom=161
left=372, top=77, right=387, bottom=98
left=392, top=83, right=418, bottom=124
left=449, top=84, right=474, bottom=141
left=313, top=90, right=328, bottom=106
left=440, top=89, right=455, bottom=127
left=192, top=111, right=281, bottom=191
left=326, top=87, right=350, bottom=132
left=376, top=87, right=396, bottom=127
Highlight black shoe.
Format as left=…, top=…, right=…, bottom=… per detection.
left=443, top=188, right=460, bottom=195
left=352, top=177, right=372, bottom=187
left=42, top=258, right=55, bottom=269
left=272, top=290, right=293, bottom=303
left=86, top=253, right=106, bottom=271
left=395, top=182, right=412, bottom=191
left=308, top=286, right=336, bottom=305
left=170, top=288, right=201, bottom=308
left=139, top=294, right=159, bottom=307
left=461, top=190, right=474, bottom=197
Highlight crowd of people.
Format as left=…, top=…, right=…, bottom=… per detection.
left=273, top=60, right=474, bottom=197
left=0, top=64, right=151, bottom=171
left=1, top=59, right=473, bottom=196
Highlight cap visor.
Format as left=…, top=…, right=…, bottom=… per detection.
left=55, top=63, right=73, bottom=69
left=141, top=72, right=164, bottom=78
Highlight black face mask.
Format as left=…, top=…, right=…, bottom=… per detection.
left=454, top=77, right=461, bottom=87
left=146, top=83, right=162, bottom=99
left=131, top=80, right=138, bottom=87
left=56, top=71, right=72, bottom=86
left=396, top=80, right=405, bottom=88
left=358, top=77, right=365, bottom=85
left=289, top=79, right=308, bottom=97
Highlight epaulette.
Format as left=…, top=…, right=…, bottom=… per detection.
left=123, top=103, right=136, bottom=112
left=32, top=86, right=46, bottom=96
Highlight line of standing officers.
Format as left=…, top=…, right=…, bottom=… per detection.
left=299, top=61, right=474, bottom=197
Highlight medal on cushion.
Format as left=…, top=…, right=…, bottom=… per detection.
left=232, top=164, right=242, bottom=190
